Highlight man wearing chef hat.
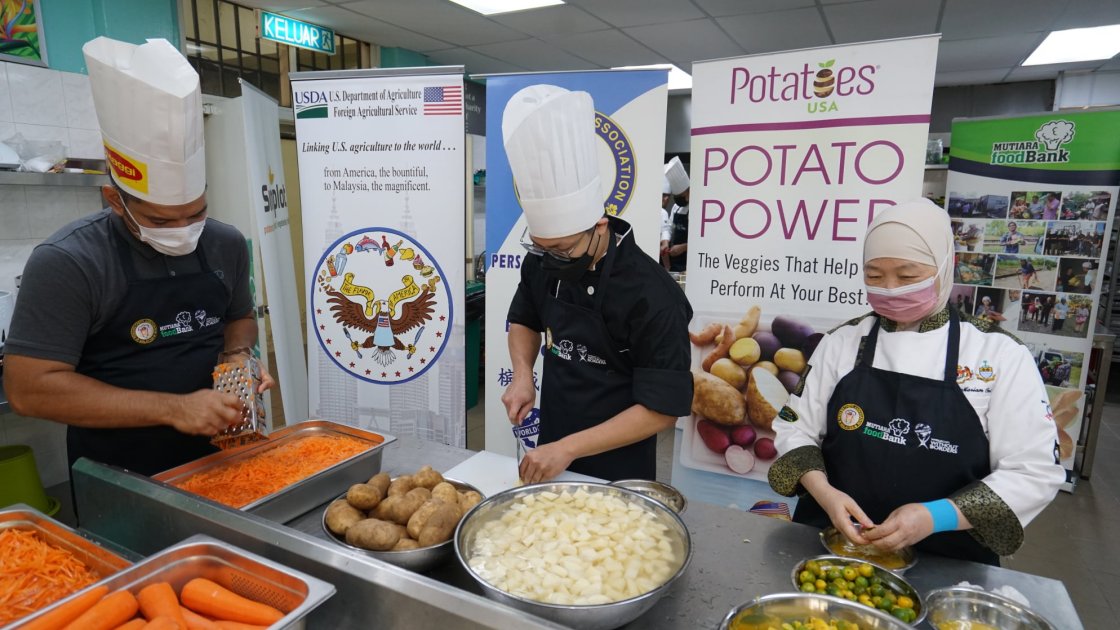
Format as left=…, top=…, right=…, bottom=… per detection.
left=659, top=177, right=673, bottom=268
left=499, top=84, right=693, bottom=483
left=663, top=156, right=690, bottom=272
left=3, top=37, right=271, bottom=477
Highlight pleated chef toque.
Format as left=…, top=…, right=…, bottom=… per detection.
left=502, top=84, right=603, bottom=239
left=83, top=37, right=205, bottom=206
left=664, top=156, right=689, bottom=195
left=662, top=177, right=671, bottom=195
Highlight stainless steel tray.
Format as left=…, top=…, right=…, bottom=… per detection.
left=12, top=534, right=335, bottom=630
left=153, top=420, right=396, bottom=524
left=0, top=504, right=132, bottom=578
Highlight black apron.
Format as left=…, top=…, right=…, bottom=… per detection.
left=68, top=225, right=227, bottom=476
left=668, top=206, right=688, bottom=273
left=537, top=234, right=653, bottom=481
left=793, top=309, right=999, bottom=565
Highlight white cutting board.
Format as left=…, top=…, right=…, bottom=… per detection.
left=443, top=450, right=602, bottom=497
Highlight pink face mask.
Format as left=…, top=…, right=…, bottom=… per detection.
left=865, top=259, right=944, bottom=323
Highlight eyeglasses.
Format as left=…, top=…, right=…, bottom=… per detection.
left=520, top=226, right=594, bottom=262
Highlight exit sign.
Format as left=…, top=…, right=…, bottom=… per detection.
left=260, top=11, right=335, bottom=55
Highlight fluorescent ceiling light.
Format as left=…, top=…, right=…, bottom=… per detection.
left=612, top=64, right=692, bottom=90
left=1022, top=24, right=1120, bottom=66
left=448, top=0, right=564, bottom=15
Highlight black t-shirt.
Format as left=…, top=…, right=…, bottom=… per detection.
left=508, top=216, right=694, bottom=417
left=6, top=210, right=252, bottom=365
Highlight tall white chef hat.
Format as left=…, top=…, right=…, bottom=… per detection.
left=83, top=37, right=205, bottom=206
left=664, top=156, right=689, bottom=195
left=662, top=177, right=671, bottom=195
left=502, top=84, right=603, bottom=239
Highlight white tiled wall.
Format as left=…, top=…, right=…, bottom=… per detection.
left=1, top=60, right=107, bottom=490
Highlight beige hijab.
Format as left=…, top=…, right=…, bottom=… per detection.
left=863, top=199, right=955, bottom=314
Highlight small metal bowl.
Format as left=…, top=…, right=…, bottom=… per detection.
left=925, top=586, right=1057, bottom=630
left=720, top=593, right=912, bottom=630
left=790, top=555, right=925, bottom=626
left=455, top=481, right=692, bottom=630
left=321, top=477, right=481, bottom=573
left=819, top=526, right=917, bottom=573
left=610, top=479, right=687, bottom=514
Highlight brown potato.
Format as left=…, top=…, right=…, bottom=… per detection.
left=1054, top=406, right=1079, bottom=429
left=745, top=367, right=787, bottom=431
left=387, top=475, right=415, bottom=497
left=392, top=538, right=421, bottom=551
left=413, top=465, right=445, bottom=490
left=729, top=338, right=761, bottom=366
left=1053, top=389, right=1083, bottom=410
left=346, top=483, right=383, bottom=511
left=459, top=490, right=483, bottom=512
left=372, top=496, right=398, bottom=520
left=733, top=306, right=761, bottom=340
left=692, top=370, right=747, bottom=426
left=388, top=488, right=429, bottom=525
left=431, top=482, right=459, bottom=505
left=418, top=503, right=460, bottom=547
left=1058, top=427, right=1074, bottom=460
left=407, top=498, right=447, bottom=539
left=325, top=499, right=365, bottom=536
left=367, top=472, right=391, bottom=496
left=345, top=518, right=400, bottom=551
left=710, top=358, right=747, bottom=389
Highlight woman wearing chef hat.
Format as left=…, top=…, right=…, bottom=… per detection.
left=4, top=37, right=272, bottom=478
left=500, top=84, right=693, bottom=483
left=768, top=199, right=1064, bottom=565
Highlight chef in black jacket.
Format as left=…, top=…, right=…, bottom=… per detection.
left=499, top=84, right=693, bottom=483
left=663, top=157, right=689, bottom=272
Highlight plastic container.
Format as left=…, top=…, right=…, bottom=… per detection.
left=0, top=445, right=58, bottom=515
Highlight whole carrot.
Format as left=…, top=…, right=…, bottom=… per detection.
left=63, top=589, right=139, bottom=630
left=111, top=620, right=146, bottom=630
left=137, top=583, right=187, bottom=629
left=141, top=617, right=182, bottom=630
left=213, top=622, right=267, bottom=630
left=20, top=586, right=109, bottom=630
left=179, top=580, right=282, bottom=626
left=180, top=609, right=221, bottom=630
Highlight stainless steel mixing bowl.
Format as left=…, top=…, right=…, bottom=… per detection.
left=720, top=593, right=913, bottom=630
left=925, top=586, right=1057, bottom=630
left=454, top=481, right=692, bottom=630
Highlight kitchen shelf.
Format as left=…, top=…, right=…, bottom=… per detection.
left=0, top=171, right=110, bottom=187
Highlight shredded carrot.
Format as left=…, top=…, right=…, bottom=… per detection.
left=172, top=435, right=371, bottom=508
left=0, top=528, right=101, bottom=625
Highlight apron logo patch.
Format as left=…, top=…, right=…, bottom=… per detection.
left=778, top=405, right=799, bottom=423
left=915, top=423, right=932, bottom=447
left=576, top=343, right=606, bottom=365
left=977, top=360, right=996, bottom=382
left=837, top=403, right=864, bottom=430
left=130, top=318, right=157, bottom=344
left=861, top=420, right=907, bottom=445
left=956, top=364, right=973, bottom=383
left=545, top=328, right=574, bottom=361
left=159, top=311, right=195, bottom=337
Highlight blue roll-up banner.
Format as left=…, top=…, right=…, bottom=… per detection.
left=483, top=70, right=669, bottom=457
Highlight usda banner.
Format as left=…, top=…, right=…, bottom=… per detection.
left=674, top=36, right=938, bottom=512
left=946, top=109, right=1120, bottom=487
left=291, top=68, right=467, bottom=446
left=483, top=70, right=668, bottom=457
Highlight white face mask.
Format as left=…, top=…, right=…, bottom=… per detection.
left=121, top=198, right=205, bottom=256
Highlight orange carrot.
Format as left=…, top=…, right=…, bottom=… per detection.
left=172, top=435, right=370, bottom=508
left=112, top=620, right=147, bottom=630
left=63, top=589, right=139, bottom=630
left=213, top=622, right=267, bottom=630
left=140, top=617, right=182, bottom=630
left=0, top=529, right=102, bottom=625
left=180, top=609, right=221, bottom=630
left=19, top=586, right=109, bottom=630
left=137, top=583, right=187, bottom=628
left=179, top=579, right=282, bottom=626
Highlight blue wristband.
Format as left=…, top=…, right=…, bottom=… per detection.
left=921, top=499, right=958, bottom=534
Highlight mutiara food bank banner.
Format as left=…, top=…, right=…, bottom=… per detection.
left=482, top=70, right=668, bottom=457
left=945, top=109, right=1120, bottom=488
left=239, top=80, right=308, bottom=425
left=673, top=36, right=939, bottom=513
left=291, top=67, right=467, bottom=446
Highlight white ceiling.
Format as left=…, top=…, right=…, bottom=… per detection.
left=235, top=0, right=1120, bottom=87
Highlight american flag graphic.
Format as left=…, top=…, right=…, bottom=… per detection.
left=748, top=500, right=792, bottom=521
left=423, top=85, right=462, bottom=116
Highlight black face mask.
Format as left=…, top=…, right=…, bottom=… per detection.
left=541, top=231, right=601, bottom=282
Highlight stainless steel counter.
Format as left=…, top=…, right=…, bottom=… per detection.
left=75, top=435, right=1083, bottom=629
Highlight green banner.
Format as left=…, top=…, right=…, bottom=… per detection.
left=951, top=109, right=1120, bottom=173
